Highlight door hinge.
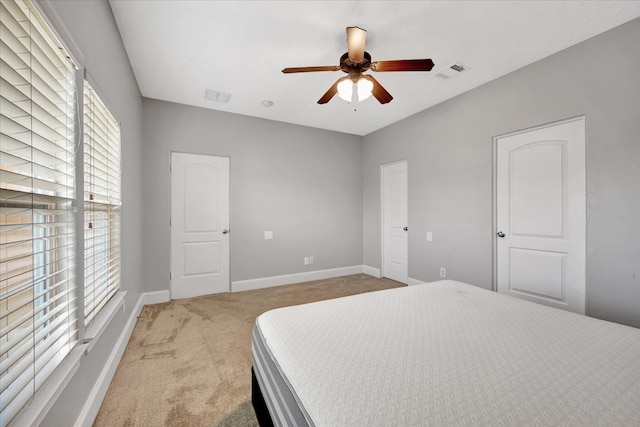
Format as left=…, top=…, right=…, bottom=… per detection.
left=169, top=218, right=172, bottom=226
left=169, top=272, right=172, bottom=280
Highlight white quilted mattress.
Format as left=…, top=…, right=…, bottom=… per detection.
left=255, top=280, right=640, bottom=426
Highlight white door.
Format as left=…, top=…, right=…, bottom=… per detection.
left=382, top=161, right=408, bottom=284
left=171, top=153, right=230, bottom=299
left=496, top=117, right=585, bottom=313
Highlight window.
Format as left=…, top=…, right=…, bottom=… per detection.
left=83, top=81, right=121, bottom=326
left=0, top=0, right=78, bottom=424
left=1, top=1, right=123, bottom=423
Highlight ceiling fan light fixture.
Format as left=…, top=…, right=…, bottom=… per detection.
left=337, top=77, right=353, bottom=102
left=357, top=77, right=373, bottom=102
left=337, top=76, right=373, bottom=103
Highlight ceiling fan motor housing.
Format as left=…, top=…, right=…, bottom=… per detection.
left=340, top=51, right=372, bottom=76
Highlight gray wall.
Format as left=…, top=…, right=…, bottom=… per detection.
left=42, top=0, right=144, bottom=425
left=143, top=99, right=363, bottom=291
left=35, top=6, right=639, bottom=423
left=363, top=18, right=640, bottom=328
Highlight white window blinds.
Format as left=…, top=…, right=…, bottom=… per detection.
left=0, top=0, right=78, bottom=425
left=83, top=81, right=121, bottom=326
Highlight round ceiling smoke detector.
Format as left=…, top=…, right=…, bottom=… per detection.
left=261, top=100, right=274, bottom=107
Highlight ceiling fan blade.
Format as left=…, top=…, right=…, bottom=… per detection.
left=362, top=75, right=393, bottom=104
left=346, top=26, right=367, bottom=61
left=282, top=66, right=341, bottom=73
left=371, top=59, right=435, bottom=72
left=317, top=78, right=341, bottom=104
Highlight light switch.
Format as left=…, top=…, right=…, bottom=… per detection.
left=264, top=231, right=273, bottom=240
left=426, top=232, right=433, bottom=242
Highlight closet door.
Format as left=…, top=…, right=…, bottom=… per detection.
left=171, top=153, right=230, bottom=299
left=496, top=118, right=585, bottom=314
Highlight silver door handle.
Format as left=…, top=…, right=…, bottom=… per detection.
left=497, top=231, right=505, bottom=238
left=403, top=226, right=408, bottom=231
left=222, top=229, right=230, bottom=234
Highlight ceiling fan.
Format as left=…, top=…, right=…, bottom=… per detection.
left=282, top=26, right=434, bottom=105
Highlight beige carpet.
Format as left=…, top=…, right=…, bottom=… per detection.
left=93, top=274, right=404, bottom=426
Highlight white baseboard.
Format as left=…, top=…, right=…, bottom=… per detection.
left=141, top=290, right=170, bottom=305
left=408, top=277, right=426, bottom=286
left=232, top=265, right=363, bottom=292
left=74, top=293, right=147, bottom=427
left=362, top=265, right=381, bottom=278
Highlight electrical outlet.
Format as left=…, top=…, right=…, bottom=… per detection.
left=426, top=232, right=433, bottom=242
left=309, top=256, right=314, bottom=264
left=304, top=257, right=309, bottom=265
left=440, top=267, right=446, bottom=278
left=264, top=231, right=273, bottom=240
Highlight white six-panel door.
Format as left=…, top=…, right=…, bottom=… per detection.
left=171, top=153, right=230, bottom=299
left=382, top=161, right=408, bottom=284
left=496, top=117, right=585, bottom=313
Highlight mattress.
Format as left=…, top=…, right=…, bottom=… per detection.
left=252, top=280, right=640, bottom=426
left=252, top=320, right=310, bottom=426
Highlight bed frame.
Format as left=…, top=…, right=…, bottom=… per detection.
left=251, top=367, right=274, bottom=427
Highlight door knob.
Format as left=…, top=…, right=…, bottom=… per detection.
left=222, top=229, right=230, bottom=234
left=403, top=226, right=408, bottom=231
left=497, top=231, right=505, bottom=238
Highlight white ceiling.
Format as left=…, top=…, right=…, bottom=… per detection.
left=109, top=1, right=640, bottom=136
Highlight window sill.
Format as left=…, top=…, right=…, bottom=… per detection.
left=83, top=291, right=127, bottom=354
left=11, top=343, right=88, bottom=427
left=10, top=292, right=127, bottom=426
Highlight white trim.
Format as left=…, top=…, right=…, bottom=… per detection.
left=232, top=266, right=363, bottom=293
left=362, top=265, right=381, bottom=278
left=380, top=164, right=385, bottom=279
left=10, top=293, right=128, bottom=426
left=35, top=0, right=86, bottom=68
left=84, top=292, right=127, bottom=354
left=73, top=293, right=145, bottom=427
left=141, top=290, right=170, bottom=305
left=492, top=115, right=586, bottom=141
left=408, top=278, right=425, bottom=286
left=10, top=344, right=88, bottom=427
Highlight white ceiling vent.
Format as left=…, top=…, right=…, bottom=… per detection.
left=434, top=63, right=469, bottom=79
left=204, top=89, right=231, bottom=103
